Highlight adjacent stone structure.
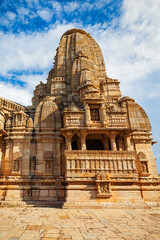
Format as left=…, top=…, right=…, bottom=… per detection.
left=0, top=28, right=159, bottom=207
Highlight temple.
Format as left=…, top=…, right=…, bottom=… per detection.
left=0, top=28, right=160, bottom=207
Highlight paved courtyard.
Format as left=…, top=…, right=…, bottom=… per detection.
left=0, top=206, right=160, bottom=240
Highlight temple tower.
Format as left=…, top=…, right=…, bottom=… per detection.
left=0, top=29, right=159, bottom=207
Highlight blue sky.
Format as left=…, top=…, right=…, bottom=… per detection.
left=0, top=0, right=160, bottom=172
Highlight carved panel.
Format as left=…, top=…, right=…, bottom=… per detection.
left=13, top=160, right=20, bottom=172
left=90, top=108, right=100, bottom=121
left=12, top=152, right=22, bottom=173
left=96, top=172, right=112, bottom=198
left=64, top=112, right=85, bottom=128
left=44, top=151, right=53, bottom=174
left=30, top=156, right=36, bottom=171
left=45, top=161, right=52, bottom=173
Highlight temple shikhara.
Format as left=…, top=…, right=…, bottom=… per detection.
left=0, top=28, right=159, bottom=207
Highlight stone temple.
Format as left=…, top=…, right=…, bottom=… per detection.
left=0, top=28, right=160, bottom=207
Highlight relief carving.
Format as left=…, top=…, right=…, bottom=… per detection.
left=96, top=171, right=112, bottom=198
left=45, top=161, right=52, bottom=173
left=12, top=152, right=21, bottom=173
left=90, top=108, right=100, bottom=121
left=13, top=160, right=20, bottom=172
left=30, top=156, right=36, bottom=171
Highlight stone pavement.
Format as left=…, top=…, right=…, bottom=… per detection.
left=0, top=206, right=160, bottom=240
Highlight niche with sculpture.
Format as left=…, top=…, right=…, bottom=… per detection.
left=44, top=151, right=53, bottom=174
left=138, top=152, right=150, bottom=176
left=96, top=171, right=112, bottom=198
left=12, top=152, right=22, bottom=175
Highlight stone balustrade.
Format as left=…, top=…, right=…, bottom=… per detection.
left=65, top=150, right=137, bottom=177
left=0, top=97, right=25, bottom=113
left=108, top=115, right=127, bottom=127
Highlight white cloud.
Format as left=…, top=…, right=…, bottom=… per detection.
left=0, top=0, right=160, bottom=105
left=0, top=81, right=32, bottom=106
left=37, top=9, right=53, bottom=22
left=17, top=7, right=30, bottom=16
left=87, top=0, right=160, bottom=99
left=18, top=72, right=48, bottom=91
left=0, top=23, right=76, bottom=105
left=51, top=1, right=62, bottom=13
left=64, top=2, right=80, bottom=13
left=6, top=11, right=17, bottom=20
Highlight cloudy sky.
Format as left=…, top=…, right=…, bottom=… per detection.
left=0, top=0, right=160, bottom=172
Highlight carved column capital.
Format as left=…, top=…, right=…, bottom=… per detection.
left=62, top=131, right=74, bottom=139
left=78, top=130, right=88, bottom=150
left=78, top=130, right=88, bottom=137
left=62, top=131, right=74, bottom=150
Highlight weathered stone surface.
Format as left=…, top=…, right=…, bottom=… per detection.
left=0, top=207, right=160, bottom=240
left=0, top=28, right=159, bottom=206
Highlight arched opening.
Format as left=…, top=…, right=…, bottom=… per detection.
left=72, top=134, right=81, bottom=150
left=115, top=134, right=126, bottom=151
left=86, top=134, right=104, bottom=150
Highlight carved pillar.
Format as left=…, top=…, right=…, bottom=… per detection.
left=117, top=137, right=123, bottom=151
left=85, top=103, right=91, bottom=127
left=3, top=139, right=13, bottom=176
left=109, top=133, right=117, bottom=151
left=125, top=135, right=134, bottom=151
left=79, top=131, right=88, bottom=150
left=100, top=103, right=107, bottom=126
left=22, top=140, right=30, bottom=176
left=36, top=139, right=44, bottom=175
left=54, top=136, right=61, bottom=176
left=65, top=132, right=73, bottom=150
left=104, top=135, right=109, bottom=150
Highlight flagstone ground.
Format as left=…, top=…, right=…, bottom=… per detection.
left=0, top=206, right=160, bottom=240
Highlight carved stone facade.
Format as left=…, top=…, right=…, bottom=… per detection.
left=0, top=28, right=160, bottom=206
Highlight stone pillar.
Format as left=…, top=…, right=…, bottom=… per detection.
left=104, top=135, right=109, bottom=150
left=117, top=138, right=123, bottom=151
left=85, top=103, right=91, bottom=127
left=100, top=103, right=107, bottom=126
left=36, top=139, right=44, bottom=175
left=22, top=140, right=30, bottom=176
left=125, top=135, right=134, bottom=151
left=3, top=139, right=13, bottom=176
left=79, top=131, right=88, bottom=150
left=54, top=136, right=61, bottom=176
left=65, top=132, right=73, bottom=150
left=109, top=133, right=117, bottom=151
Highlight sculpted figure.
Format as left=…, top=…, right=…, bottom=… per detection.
left=13, top=160, right=19, bottom=172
